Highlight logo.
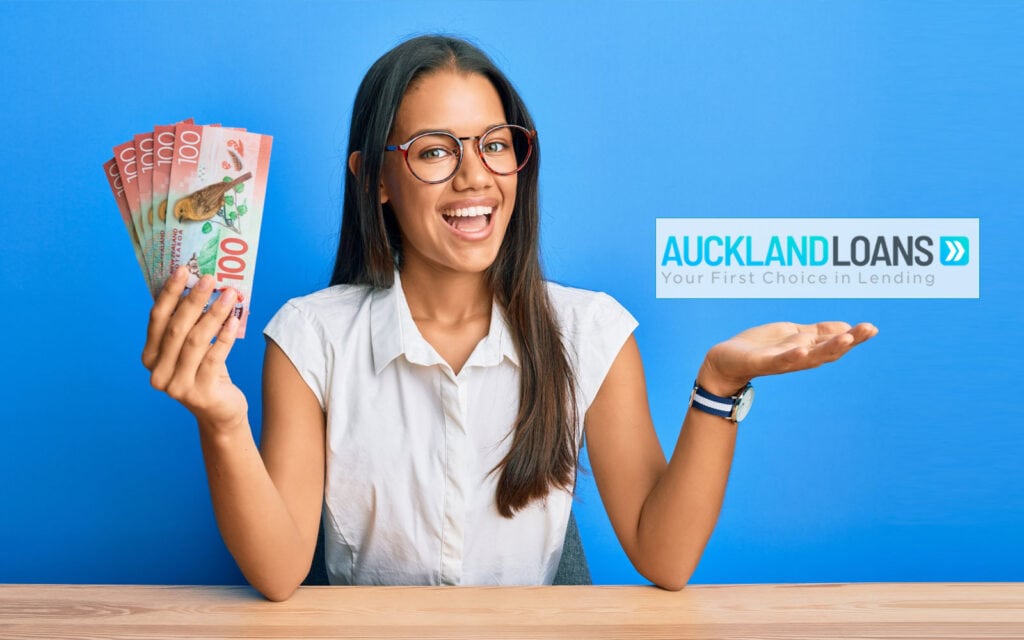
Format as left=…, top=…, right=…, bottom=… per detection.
left=940, top=236, right=969, bottom=266
left=656, top=218, right=979, bottom=299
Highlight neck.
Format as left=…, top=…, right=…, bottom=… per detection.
left=400, top=262, right=492, bottom=325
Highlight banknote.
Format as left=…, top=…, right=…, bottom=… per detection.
left=105, top=119, right=271, bottom=335
left=103, top=158, right=152, bottom=293
left=134, top=133, right=156, bottom=269
left=112, top=139, right=153, bottom=290
left=150, top=118, right=197, bottom=285
left=158, top=121, right=224, bottom=286
left=165, top=123, right=272, bottom=338
left=158, top=122, right=199, bottom=288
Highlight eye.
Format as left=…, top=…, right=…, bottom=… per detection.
left=419, top=146, right=456, bottom=162
left=482, top=140, right=509, bottom=154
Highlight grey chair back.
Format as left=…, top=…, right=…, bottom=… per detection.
left=552, top=510, right=592, bottom=585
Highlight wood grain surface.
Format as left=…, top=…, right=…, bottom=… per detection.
left=1, top=583, right=1021, bottom=639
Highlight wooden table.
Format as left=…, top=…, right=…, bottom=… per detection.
left=1, top=583, right=1021, bottom=639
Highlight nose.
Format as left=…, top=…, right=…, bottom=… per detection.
left=451, top=139, right=493, bottom=191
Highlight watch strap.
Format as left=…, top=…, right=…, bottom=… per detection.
left=690, top=380, right=755, bottom=422
left=689, top=383, right=738, bottom=419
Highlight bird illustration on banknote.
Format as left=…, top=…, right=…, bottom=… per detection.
left=174, top=172, right=253, bottom=222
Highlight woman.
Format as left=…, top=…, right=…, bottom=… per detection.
left=142, top=35, right=877, bottom=601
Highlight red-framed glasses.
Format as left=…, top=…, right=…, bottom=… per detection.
left=384, top=124, right=536, bottom=184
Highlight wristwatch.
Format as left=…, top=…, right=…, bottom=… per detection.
left=689, top=381, right=755, bottom=423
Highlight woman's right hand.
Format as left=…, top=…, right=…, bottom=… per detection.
left=142, top=265, right=248, bottom=434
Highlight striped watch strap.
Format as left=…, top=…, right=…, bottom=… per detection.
left=689, top=383, right=737, bottom=419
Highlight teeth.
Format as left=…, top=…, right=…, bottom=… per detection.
left=442, top=206, right=493, bottom=217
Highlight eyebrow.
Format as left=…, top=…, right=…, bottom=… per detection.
left=403, top=123, right=509, bottom=139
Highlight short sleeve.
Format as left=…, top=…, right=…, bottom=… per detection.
left=263, top=301, right=330, bottom=410
left=553, top=289, right=638, bottom=412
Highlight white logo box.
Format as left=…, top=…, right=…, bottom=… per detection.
left=655, top=218, right=979, bottom=299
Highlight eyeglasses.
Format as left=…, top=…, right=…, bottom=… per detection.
left=384, top=124, right=536, bottom=184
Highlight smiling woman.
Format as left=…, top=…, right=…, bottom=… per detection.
left=140, top=34, right=877, bottom=601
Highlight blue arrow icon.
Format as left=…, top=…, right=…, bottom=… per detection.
left=939, top=236, right=969, bottom=265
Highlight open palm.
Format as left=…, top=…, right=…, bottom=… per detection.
left=701, top=321, right=878, bottom=393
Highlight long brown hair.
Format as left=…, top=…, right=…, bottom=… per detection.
left=330, top=35, right=579, bottom=517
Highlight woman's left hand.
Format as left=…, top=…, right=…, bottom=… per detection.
left=698, top=321, right=879, bottom=395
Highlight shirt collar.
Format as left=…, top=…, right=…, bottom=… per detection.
left=370, top=271, right=520, bottom=374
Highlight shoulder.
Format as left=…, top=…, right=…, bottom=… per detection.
left=264, top=283, right=378, bottom=346
left=544, top=281, right=639, bottom=409
left=262, top=284, right=378, bottom=409
left=544, top=281, right=636, bottom=337
left=274, top=283, right=374, bottom=323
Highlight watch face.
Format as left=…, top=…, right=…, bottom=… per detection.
left=734, top=385, right=755, bottom=422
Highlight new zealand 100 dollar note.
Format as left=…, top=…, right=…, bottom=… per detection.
left=150, top=119, right=194, bottom=286
left=165, top=123, right=272, bottom=338
left=103, top=158, right=152, bottom=294
left=134, top=132, right=156, bottom=270
left=112, top=138, right=153, bottom=292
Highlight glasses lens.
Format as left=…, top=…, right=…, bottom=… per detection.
left=406, top=133, right=461, bottom=183
left=480, top=126, right=532, bottom=175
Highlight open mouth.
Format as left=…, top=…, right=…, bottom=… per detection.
left=441, top=205, right=493, bottom=233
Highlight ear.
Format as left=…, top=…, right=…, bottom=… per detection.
left=348, top=150, right=389, bottom=204
left=347, top=150, right=361, bottom=177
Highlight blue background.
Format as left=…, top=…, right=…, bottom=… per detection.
left=1, top=0, right=1021, bottom=585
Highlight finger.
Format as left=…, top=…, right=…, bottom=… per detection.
left=811, top=321, right=882, bottom=365
left=149, top=274, right=219, bottom=390
left=171, top=288, right=239, bottom=385
left=813, top=331, right=856, bottom=363
left=848, top=322, right=879, bottom=344
left=818, top=323, right=876, bottom=352
left=812, top=321, right=853, bottom=337
left=775, top=331, right=852, bottom=372
left=769, top=344, right=810, bottom=373
left=142, top=265, right=189, bottom=370
left=198, top=309, right=241, bottom=381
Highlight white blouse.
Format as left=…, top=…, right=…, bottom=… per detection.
left=263, top=273, right=637, bottom=585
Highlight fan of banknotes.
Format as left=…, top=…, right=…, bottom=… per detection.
left=103, top=119, right=273, bottom=338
